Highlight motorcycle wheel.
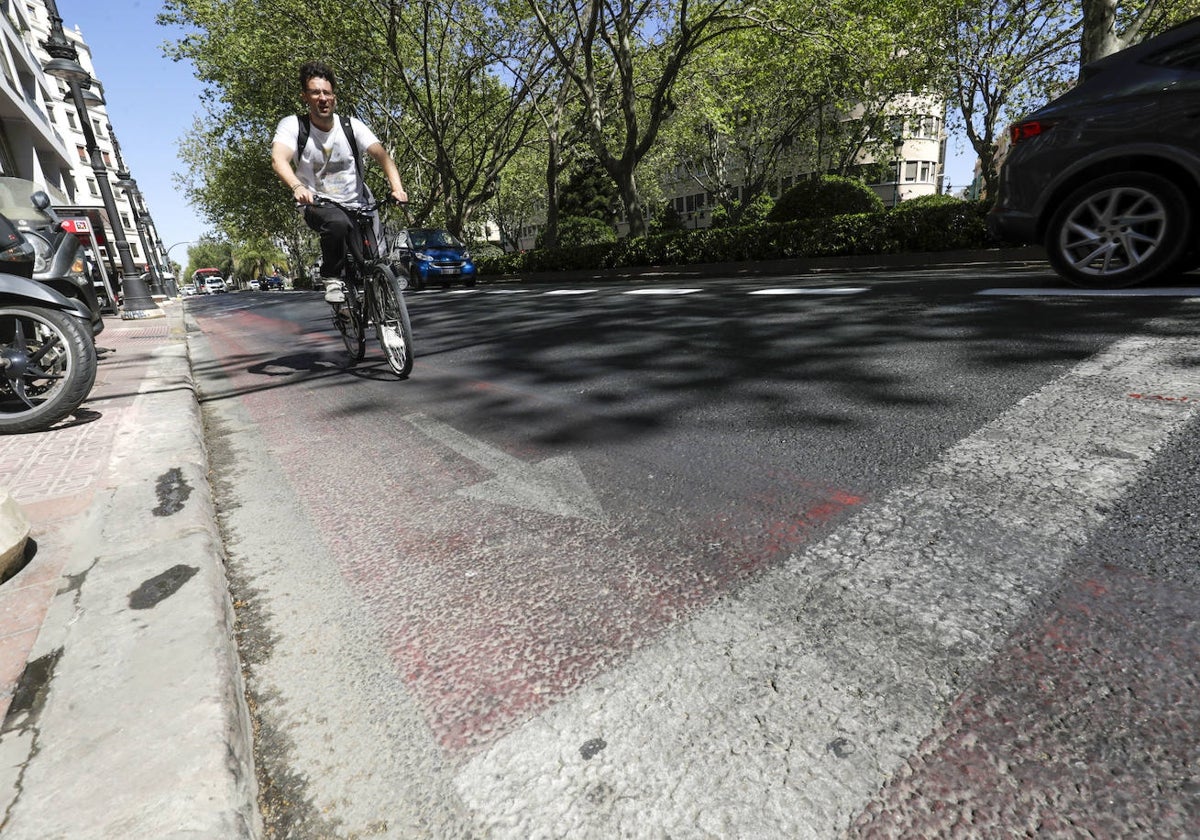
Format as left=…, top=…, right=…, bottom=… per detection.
left=0, top=305, right=97, bottom=434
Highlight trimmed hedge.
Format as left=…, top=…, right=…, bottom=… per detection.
left=766, top=175, right=884, bottom=223
left=478, top=200, right=991, bottom=276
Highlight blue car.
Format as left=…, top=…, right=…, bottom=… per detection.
left=394, top=228, right=476, bottom=291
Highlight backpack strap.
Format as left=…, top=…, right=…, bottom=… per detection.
left=296, top=114, right=362, bottom=180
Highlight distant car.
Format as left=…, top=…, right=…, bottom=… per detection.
left=264, top=274, right=285, bottom=290
left=182, top=283, right=197, bottom=296
left=204, top=276, right=228, bottom=293
left=988, top=17, right=1200, bottom=288
left=394, top=228, right=477, bottom=291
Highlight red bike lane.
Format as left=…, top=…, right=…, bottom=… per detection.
left=194, top=303, right=866, bottom=752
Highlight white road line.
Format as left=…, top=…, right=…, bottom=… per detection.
left=543, top=289, right=599, bottom=296
left=622, top=288, right=702, bottom=296
left=748, top=287, right=868, bottom=296
left=456, top=320, right=1200, bottom=839
left=980, top=287, right=1200, bottom=298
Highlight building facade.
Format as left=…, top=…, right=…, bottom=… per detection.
left=0, top=0, right=73, bottom=189
left=15, top=0, right=169, bottom=289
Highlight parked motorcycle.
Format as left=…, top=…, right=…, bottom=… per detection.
left=0, top=177, right=104, bottom=335
left=0, top=199, right=98, bottom=434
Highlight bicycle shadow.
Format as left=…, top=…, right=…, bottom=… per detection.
left=246, top=351, right=341, bottom=377
left=246, top=350, right=407, bottom=382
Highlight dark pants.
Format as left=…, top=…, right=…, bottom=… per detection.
left=304, top=204, right=376, bottom=281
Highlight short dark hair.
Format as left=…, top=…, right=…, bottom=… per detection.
left=299, top=60, right=336, bottom=93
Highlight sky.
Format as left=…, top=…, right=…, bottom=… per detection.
left=54, top=1, right=980, bottom=264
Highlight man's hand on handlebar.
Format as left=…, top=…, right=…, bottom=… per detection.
left=293, top=183, right=315, bottom=206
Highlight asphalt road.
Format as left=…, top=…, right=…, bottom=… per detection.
left=184, top=265, right=1200, bottom=838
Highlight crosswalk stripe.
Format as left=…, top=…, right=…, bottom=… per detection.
left=454, top=318, right=1200, bottom=838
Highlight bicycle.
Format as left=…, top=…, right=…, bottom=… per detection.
left=308, top=195, right=415, bottom=377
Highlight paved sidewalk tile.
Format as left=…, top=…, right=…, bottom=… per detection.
left=0, top=312, right=173, bottom=721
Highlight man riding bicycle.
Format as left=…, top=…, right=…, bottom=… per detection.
left=271, top=60, right=407, bottom=305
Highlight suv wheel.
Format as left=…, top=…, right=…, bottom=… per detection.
left=1045, top=172, right=1191, bottom=288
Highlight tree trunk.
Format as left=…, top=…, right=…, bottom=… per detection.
left=1080, top=0, right=1120, bottom=65
left=542, top=129, right=561, bottom=249
left=616, top=169, right=647, bottom=239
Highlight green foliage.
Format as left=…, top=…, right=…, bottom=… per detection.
left=740, top=193, right=775, bottom=226
left=183, top=238, right=235, bottom=280
left=766, top=175, right=884, bottom=224
left=892, top=193, right=962, bottom=211
left=476, top=201, right=993, bottom=276
left=559, top=161, right=619, bottom=223
left=649, top=202, right=685, bottom=234
left=471, top=243, right=505, bottom=262
left=539, top=215, right=617, bottom=248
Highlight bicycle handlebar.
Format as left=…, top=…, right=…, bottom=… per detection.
left=301, top=194, right=407, bottom=215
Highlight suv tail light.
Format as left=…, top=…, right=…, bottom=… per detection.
left=1010, top=120, right=1054, bottom=145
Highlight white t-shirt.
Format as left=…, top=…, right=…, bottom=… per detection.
left=273, top=114, right=381, bottom=206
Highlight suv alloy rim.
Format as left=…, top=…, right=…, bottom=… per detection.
left=1058, top=185, right=1166, bottom=277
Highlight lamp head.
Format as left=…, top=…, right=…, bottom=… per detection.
left=43, top=56, right=89, bottom=84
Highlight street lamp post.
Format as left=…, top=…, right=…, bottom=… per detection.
left=166, top=241, right=195, bottom=292
left=109, top=125, right=164, bottom=297
left=40, top=1, right=162, bottom=319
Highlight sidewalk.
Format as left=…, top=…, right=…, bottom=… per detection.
left=0, top=301, right=259, bottom=838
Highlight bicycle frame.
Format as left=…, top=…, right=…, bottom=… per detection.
left=307, top=196, right=414, bottom=377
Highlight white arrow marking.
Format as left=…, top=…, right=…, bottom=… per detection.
left=405, top=413, right=604, bottom=521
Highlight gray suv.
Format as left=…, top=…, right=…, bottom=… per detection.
left=988, top=17, right=1200, bottom=288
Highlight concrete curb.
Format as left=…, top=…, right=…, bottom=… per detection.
left=0, top=304, right=261, bottom=838
left=0, top=488, right=29, bottom=580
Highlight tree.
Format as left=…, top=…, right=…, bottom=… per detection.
left=939, top=0, right=1080, bottom=201
left=527, top=0, right=756, bottom=238
left=1080, top=0, right=1200, bottom=64
left=351, top=0, right=560, bottom=237
left=654, top=0, right=943, bottom=224
left=184, top=237, right=235, bottom=281
left=559, top=157, right=620, bottom=223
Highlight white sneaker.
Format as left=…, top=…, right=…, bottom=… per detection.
left=324, top=279, right=346, bottom=304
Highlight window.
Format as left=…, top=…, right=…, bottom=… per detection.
left=120, top=212, right=132, bottom=229
left=76, top=145, right=87, bottom=163
left=913, top=115, right=941, bottom=139
left=905, top=162, right=918, bottom=182
left=87, top=178, right=98, bottom=197
left=102, top=151, right=112, bottom=168
left=66, top=111, right=77, bottom=129
left=0, top=124, right=14, bottom=176
left=92, top=119, right=104, bottom=138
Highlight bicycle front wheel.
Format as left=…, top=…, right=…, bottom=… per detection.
left=369, top=264, right=414, bottom=378
left=332, top=285, right=365, bottom=365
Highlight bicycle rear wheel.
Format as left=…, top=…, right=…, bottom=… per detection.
left=332, top=284, right=366, bottom=365
left=369, top=264, right=414, bottom=378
